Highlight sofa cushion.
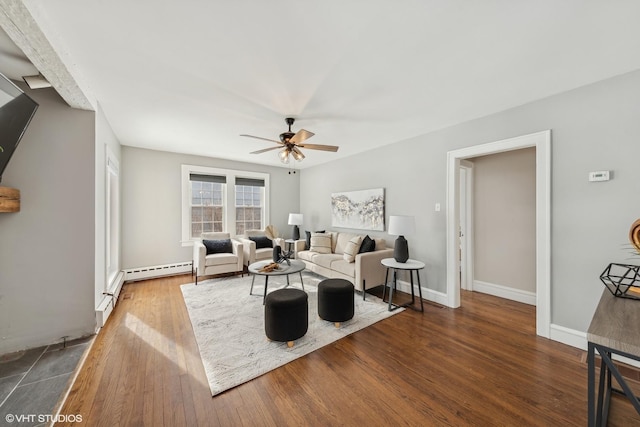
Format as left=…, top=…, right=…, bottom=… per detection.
left=311, top=253, right=342, bottom=269
left=335, top=232, right=360, bottom=255
left=331, top=259, right=356, bottom=277
left=342, top=235, right=363, bottom=263
left=310, top=233, right=332, bottom=254
left=358, top=235, right=376, bottom=253
left=203, top=239, right=232, bottom=255
left=205, top=252, right=238, bottom=266
left=296, top=250, right=315, bottom=263
left=305, top=230, right=325, bottom=250
left=329, top=232, right=339, bottom=252
left=249, top=236, right=272, bottom=249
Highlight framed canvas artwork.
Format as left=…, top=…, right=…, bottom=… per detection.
left=331, top=188, right=384, bottom=231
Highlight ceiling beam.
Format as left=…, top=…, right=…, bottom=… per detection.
left=0, top=0, right=94, bottom=110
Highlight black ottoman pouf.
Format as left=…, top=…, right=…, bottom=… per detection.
left=265, top=288, right=308, bottom=347
left=318, top=278, right=354, bottom=328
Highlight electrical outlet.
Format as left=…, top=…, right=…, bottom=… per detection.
left=588, top=170, right=610, bottom=182
left=435, top=203, right=441, bottom=212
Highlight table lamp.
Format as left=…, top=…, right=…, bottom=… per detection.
left=288, top=213, right=303, bottom=240
left=388, top=215, right=415, bottom=263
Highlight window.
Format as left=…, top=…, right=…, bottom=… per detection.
left=182, top=165, right=269, bottom=244
left=235, top=177, right=265, bottom=235
left=190, top=174, right=225, bottom=238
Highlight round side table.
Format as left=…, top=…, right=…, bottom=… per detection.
left=380, top=258, right=425, bottom=312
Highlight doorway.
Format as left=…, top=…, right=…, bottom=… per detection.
left=446, top=130, right=551, bottom=338
left=459, top=160, right=473, bottom=291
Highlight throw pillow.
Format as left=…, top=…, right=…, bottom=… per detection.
left=309, top=232, right=332, bottom=254
left=203, top=239, right=233, bottom=255
left=249, top=236, right=272, bottom=249
left=358, top=235, right=376, bottom=253
left=305, top=230, right=325, bottom=249
left=343, top=235, right=363, bottom=263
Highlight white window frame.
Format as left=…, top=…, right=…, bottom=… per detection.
left=181, top=164, right=270, bottom=246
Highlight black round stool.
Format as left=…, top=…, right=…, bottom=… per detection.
left=264, top=288, right=308, bottom=347
left=318, top=278, right=354, bottom=328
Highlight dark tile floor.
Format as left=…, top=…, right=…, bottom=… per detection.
left=0, top=336, right=93, bottom=427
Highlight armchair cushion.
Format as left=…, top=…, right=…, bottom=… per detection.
left=203, top=239, right=233, bottom=255
left=249, top=236, right=273, bottom=249
left=205, top=253, right=239, bottom=266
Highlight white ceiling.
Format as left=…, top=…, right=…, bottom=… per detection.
left=2, top=0, right=640, bottom=169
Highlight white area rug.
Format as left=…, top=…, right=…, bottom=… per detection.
left=180, top=272, right=402, bottom=396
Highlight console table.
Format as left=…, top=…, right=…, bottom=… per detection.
left=587, top=289, right=640, bottom=426
left=380, top=258, right=424, bottom=312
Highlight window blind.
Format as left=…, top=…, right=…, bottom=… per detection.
left=190, top=173, right=226, bottom=184
left=235, top=177, right=265, bottom=187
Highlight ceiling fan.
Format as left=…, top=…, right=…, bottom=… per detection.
left=240, top=117, right=339, bottom=164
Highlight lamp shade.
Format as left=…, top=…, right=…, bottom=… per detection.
left=288, top=213, right=303, bottom=226
left=388, top=215, right=415, bottom=236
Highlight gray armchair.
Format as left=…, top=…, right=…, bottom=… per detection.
left=193, top=232, right=244, bottom=285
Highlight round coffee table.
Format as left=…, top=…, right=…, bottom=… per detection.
left=248, top=259, right=306, bottom=304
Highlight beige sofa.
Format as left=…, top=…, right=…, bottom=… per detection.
left=294, top=231, right=393, bottom=298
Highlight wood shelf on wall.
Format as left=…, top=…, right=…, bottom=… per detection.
left=0, top=186, right=20, bottom=212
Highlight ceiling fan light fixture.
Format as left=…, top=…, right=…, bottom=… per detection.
left=291, top=146, right=305, bottom=161
left=279, top=148, right=290, bottom=164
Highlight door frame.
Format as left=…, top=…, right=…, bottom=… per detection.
left=446, top=130, right=551, bottom=338
left=459, top=160, right=474, bottom=291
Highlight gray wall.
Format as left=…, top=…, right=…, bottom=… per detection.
left=301, top=69, right=640, bottom=332
left=121, top=146, right=300, bottom=269
left=0, top=84, right=96, bottom=354
left=471, top=148, right=536, bottom=293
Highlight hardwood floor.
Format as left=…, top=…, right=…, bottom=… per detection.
left=56, top=274, right=640, bottom=426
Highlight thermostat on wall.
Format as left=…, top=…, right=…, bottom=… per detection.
left=588, top=170, right=610, bottom=182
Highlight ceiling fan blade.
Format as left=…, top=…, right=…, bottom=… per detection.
left=250, top=146, right=281, bottom=154
left=240, top=134, right=283, bottom=144
left=297, top=143, right=339, bottom=152
left=289, top=129, right=314, bottom=144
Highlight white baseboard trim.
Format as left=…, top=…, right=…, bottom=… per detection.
left=550, top=323, right=587, bottom=350
left=394, top=279, right=449, bottom=306
left=549, top=323, right=640, bottom=369
left=124, top=261, right=193, bottom=281
left=473, top=280, right=536, bottom=306
left=95, top=271, right=125, bottom=329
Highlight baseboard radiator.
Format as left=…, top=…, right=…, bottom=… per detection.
left=95, top=271, right=125, bottom=329
left=123, top=261, right=193, bottom=282
left=95, top=262, right=193, bottom=329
